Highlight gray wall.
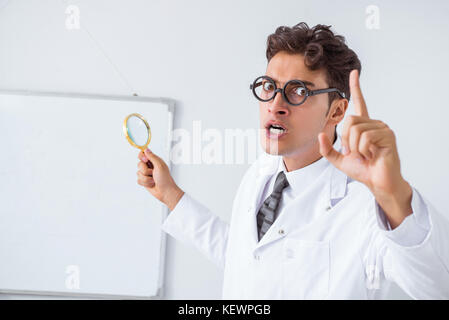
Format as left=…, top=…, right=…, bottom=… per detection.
left=1, top=0, right=448, bottom=299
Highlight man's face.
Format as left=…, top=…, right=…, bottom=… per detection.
left=259, top=51, right=332, bottom=157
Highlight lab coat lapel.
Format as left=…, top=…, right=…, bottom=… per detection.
left=246, top=153, right=281, bottom=246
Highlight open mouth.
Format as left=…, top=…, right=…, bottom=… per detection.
left=265, top=122, right=288, bottom=139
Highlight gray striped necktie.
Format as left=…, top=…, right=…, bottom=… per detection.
left=256, top=171, right=289, bottom=241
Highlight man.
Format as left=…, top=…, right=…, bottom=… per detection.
left=136, top=22, right=449, bottom=299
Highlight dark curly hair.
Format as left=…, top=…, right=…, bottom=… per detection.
left=266, top=22, right=361, bottom=108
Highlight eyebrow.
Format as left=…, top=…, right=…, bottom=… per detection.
left=266, top=76, right=315, bottom=87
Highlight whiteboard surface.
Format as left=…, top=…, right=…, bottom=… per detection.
left=0, top=91, right=173, bottom=298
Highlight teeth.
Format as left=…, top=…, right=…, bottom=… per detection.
left=269, top=124, right=285, bottom=129
left=269, top=127, right=285, bottom=134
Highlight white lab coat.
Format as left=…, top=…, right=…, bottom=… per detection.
left=161, top=135, right=449, bottom=299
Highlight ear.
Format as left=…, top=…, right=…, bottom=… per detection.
left=327, top=98, right=348, bottom=126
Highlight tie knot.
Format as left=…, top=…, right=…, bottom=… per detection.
left=273, top=171, right=289, bottom=193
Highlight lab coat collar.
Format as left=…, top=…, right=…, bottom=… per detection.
left=328, top=134, right=348, bottom=203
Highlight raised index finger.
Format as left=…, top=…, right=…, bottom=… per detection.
left=350, top=69, right=369, bottom=118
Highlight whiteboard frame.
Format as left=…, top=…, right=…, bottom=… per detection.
left=0, top=89, right=175, bottom=300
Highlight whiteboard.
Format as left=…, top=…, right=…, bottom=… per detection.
left=0, top=90, right=174, bottom=298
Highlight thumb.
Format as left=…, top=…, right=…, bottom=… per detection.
left=144, top=148, right=162, bottom=169
left=318, top=132, right=343, bottom=168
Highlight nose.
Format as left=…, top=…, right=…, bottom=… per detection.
left=267, top=90, right=290, bottom=116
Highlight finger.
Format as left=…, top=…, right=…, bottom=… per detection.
left=138, top=151, right=148, bottom=163
left=341, top=116, right=380, bottom=154
left=369, top=144, right=380, bottom=160
left=348, top=122, right=386, bottom=159
left=350, top=70, right=369, bottom=118
left=359, top=130, right=379, bottom=161
left=144, top=148, right=164, bottom=170
left=138, top=179, right=155, bottom=188
left=359, top=128, right=391, bottom=161
left=138, top=161, right=153, bottom=176
left=341, top=115, right=365, bottom=153
left=137, top=171, right=155, bottom=187
left=318, top=132, right=344, bottom=169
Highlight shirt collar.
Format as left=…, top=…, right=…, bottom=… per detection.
left=276, top=134, right=342, bottom=194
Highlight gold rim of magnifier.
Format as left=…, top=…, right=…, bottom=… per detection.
left=123, top=113, right=152, bottom=151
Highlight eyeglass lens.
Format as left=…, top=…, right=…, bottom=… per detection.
left=253, top=77, right=308, bottom=105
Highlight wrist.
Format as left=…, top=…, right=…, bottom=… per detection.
left=376, top=178, right=411, bottom=204
left=164, top=186, right=184, bottom=212
left=373, top=178, right=413, bottom=229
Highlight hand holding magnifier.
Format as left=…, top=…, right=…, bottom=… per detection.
left=123, top=113, right=153, bottom=169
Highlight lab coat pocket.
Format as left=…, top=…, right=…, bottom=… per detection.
left=282, top=239, right=330, bottom=299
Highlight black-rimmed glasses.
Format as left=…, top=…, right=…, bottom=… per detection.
left=250, top=75, right=346, bottom=106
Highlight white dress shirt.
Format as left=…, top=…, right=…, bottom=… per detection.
left=161, top=134, right=449, bottom=299
left=257, top=152, right=330, bottom=224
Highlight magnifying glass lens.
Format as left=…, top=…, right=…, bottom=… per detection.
left=126, top=116, right=149, bottom=147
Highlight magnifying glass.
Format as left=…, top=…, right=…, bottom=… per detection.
left=123, top=113, right=153, bottom=169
